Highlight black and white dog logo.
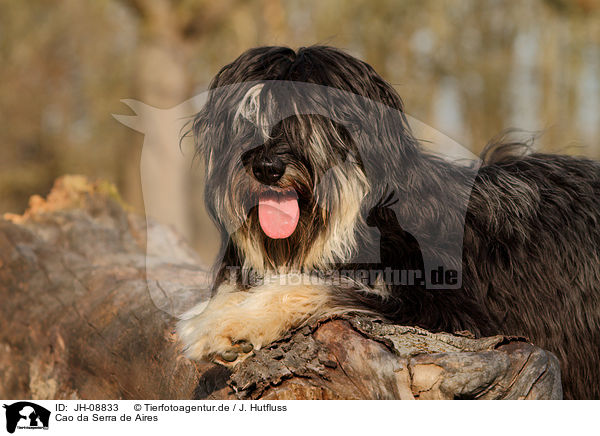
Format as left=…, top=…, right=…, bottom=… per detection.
left=3, top=402, right=50, bottom=434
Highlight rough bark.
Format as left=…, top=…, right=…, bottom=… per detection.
left=0, top=176, right=562, bottom=400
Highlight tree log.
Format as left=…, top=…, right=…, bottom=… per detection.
left=0, top=176, right=562, bottom=400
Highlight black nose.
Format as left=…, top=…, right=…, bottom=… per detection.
left=252, top=155, right=286, bottom=185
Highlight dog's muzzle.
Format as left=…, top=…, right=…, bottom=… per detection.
left=242, top=147, right=300, bottom=239
left=252, top=154, right=285, bottom=185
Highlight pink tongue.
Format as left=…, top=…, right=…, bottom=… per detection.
left=258, top=191, right=300, bottom=239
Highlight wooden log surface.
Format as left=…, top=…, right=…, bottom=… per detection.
left=0, top=176, right=563, bottom=400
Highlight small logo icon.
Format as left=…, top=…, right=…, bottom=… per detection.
left=2, top=402, right=50, bottom=434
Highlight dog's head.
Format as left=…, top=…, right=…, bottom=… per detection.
left=191, top=46, right=418, bottom=273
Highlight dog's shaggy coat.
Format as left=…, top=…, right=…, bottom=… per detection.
left=178, top=46, right=600, bottom=400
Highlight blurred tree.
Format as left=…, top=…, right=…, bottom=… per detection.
left=0, top=0, right=134, bottom=212
left=118, top=0, right=245, bottom=240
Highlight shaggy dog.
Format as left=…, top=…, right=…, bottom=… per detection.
left=177, top=46, right=600, bottom=399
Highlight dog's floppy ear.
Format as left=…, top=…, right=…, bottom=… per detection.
left=235, top=84, right=264, bottom=126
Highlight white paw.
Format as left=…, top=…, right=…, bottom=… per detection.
left=177, top=278, right=334, bottom=366
left=177, top=315, right=256, bottom=366
left=177, top=293, right=258, bottom=366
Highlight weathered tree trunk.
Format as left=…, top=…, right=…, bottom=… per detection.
left=0, top=176, right=562, bottom=400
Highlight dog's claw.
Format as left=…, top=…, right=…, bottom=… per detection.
left=240, top=341, right=254, bottom=353
left=232, top=339, right=254, bottom=353
left=221, top=350, right=238, bottom=362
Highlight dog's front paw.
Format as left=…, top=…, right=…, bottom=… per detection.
left=177, top=311, right=256, bottom=367
left=177, top=281, right=331, bottom=366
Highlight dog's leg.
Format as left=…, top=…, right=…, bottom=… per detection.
left=177, top=276, right=333, bottom=366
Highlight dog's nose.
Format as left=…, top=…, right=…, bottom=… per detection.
left=252, top=155, right=286, bottom=185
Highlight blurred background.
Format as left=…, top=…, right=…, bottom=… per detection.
left=1, top=0, right=599, bottom=258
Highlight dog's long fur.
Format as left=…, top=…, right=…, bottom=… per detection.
left=178, top=46, right=600, bottom=399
